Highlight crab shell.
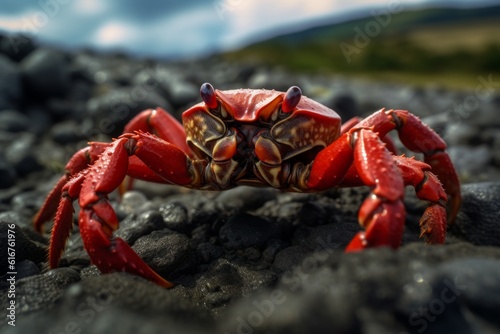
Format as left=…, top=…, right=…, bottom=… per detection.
left=181, top=87, right=341, bottom=189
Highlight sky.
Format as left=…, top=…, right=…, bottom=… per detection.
left=0, top=0, right=498, bottom=58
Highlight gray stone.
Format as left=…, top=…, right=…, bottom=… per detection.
left=0, top=220, right=46, bottom=274
left=219, top=213, right=279, bottom=250
left=216, top=186, right=277, bottom=213
left=4, top=132, right=42, bottom=176
left=133, top=230, right=196, bottom=280
left=449, top=182, right=500, bottom=246
left=0, top=110, right=31, bottom=132
left=86, top=86, right=172, bottom=137
left=20, top=48, right=70, bottom=99
left=116, top=211, right=166, bottom=244
left=0, top=55, right=22, bottom=109
left=159, top=202, right=190, bottom=233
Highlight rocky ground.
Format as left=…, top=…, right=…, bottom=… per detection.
left=1, top=34, right=500, bottom=334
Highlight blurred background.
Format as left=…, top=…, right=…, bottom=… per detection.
left=1, top=0, right=499, bottom=89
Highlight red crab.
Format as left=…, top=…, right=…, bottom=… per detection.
left=34, top=83, right=461, bottom=288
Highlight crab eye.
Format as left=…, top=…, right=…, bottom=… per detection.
left=200, top=83, right=218, bottom=109
left=282, top=86, right=302, bottom=113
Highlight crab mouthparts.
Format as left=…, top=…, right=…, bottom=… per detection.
left=232, top=124, right=266, bottom=161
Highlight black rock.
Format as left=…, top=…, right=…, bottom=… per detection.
left=159, top=202, right=190, bottom=233
left=120, top=190, right=149, bottom=211
left=216, top=186, right=277, bottom=213
left=298, top=201, right=329, bottom=227
left=0, top=211, right=38, bottom=235
left=11, top=190, right=46, bottom=214
left=4, top=133, right=42, bottom=176
left=0, top=153, right=16, bottom=189
left=189, top=259, right=277, bottom=313
left=447, top=145, right=492, bottom=177
left=23, top=106, right=52, bottom=135
left=50, top=120, right=87, bottom=143
left=304, top=223, right=360, bottom=251
left=0, top=220, right=46, bottom=275
left=133, top=68, right=199, bottom=108
left=133, top=230, right=195, bottom=280
left=86, top=86, right=172, bottom=137
left=220, top=243, right=500, bottom=334
left=272, top=245, right=310, bottom=273
left=0, top=110, right=31, bottom=132
left=247, top=70, right=296, bottom=92
left=197, top=242, right=224, bottom=263
left=20, top=48, right=70, bottom=99
left=116, top=210, right=166, bottom=244
left=0, top=268, right=80, bottom=321
left=423, top=258, right=500, bottom=330
left=45, top=98, right=87, bottom=120
left=1, top=273, right=211, bottom=334
left=11, top=260, right=40, bottom=280
left=449, top=182, right=500, bottom=246
left=330, top=93, right=360, bottom=120
left=219, top=213, right=279, bottom=250
left=0, top=33, right=35, bottom=62
left=0, top=55, right=22, bottom=110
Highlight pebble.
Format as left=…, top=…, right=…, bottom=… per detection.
left=159, top=202, right=190, bottom=233
left=118, top=190, right=149, bottom=215
left=133, top=68, right=199, bottom=108
left=216, top=186, right=277, bottom=213
left=219, top=213, right=280, bottom=250
left=4, top=132, right=42, bottom=176
left=0, top=55, right=22, bottom=110
left=133, top=230, right=196, bottom=279
left=0, top=33, right=36, bottom=62
left=0, top=219, right=46, bottom=274
left=20, top=48, right=70, bottom=99
left=450, top=182, right=500, bottom=246
left=0, top=110, right=31, bottom=132
left=0, top=154, right=16, bottom=189
left=86, top=86, right=172, bottom=137
left=116, top=210, right=167, bottom=244
left=448, top=145, right=492, bottom=178
left=327, top=92, right=360, bottom=120
left=49, top=120, right=87, bottom=143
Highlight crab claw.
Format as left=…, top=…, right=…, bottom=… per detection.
left=346, top=199, right=406, bottom=250
left=79, top=206, right=173, bottom=288
left=77, top=137, right=174, bottom=288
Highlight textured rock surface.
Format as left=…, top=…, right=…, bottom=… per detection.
left=1, top=33, right=499, bottom=333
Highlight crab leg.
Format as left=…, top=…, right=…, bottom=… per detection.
left=75, top=133, right=199, bottom=288
left=34, top=148, right=89, bottom=232
left=48, top=172, right=86, bottom=268
left=341, top=116, right=398, bottom=154
left=34, top=108, right=189, bottom=232
left=307, top=128, right=406, bottom=250
left=345, top=129, right=406, bottom=250
left=124, top=108, right=192, bottom=156
left=354, top=108, right=461, bottom=223
left=340, top=155, right=448, bottom=244
left=122, top=108, right=192, bottom=191
left=393, top=156, right=448, bottom=243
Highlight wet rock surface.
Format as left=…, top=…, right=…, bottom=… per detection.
left=1, top=34, right=500, bottom=333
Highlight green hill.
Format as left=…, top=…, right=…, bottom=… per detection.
left=223, top=5, right=500, bottom=88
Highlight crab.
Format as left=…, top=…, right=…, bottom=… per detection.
left=34, top=83, right=461, bottom=288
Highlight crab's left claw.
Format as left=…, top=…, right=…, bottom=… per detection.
left=79, top=202, right=174, bottom=288
left=75, top=135, right=197, bottom=288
